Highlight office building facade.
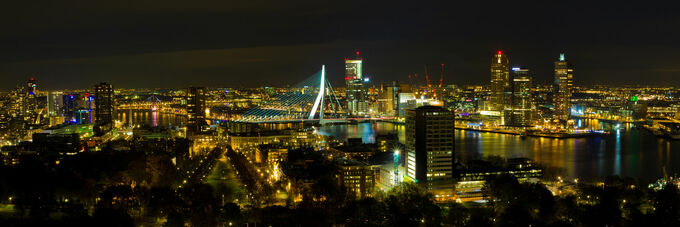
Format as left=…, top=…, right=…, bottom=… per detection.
left=187, top=86, right=206, bottom=135
left=94, top=82, right=114, bottom=135
left=345, top=52, right=369, bottom=116
left=508, top=68, right=534, bottom=127
left=405, top=105, right=454, bottom=198
left=94, top=83, right=114, bottom=124
left=378, top=81, right=399, bottom=116
left=490, top=51, right=510, bottom=113
left=554, top=53, right=574, bottom=123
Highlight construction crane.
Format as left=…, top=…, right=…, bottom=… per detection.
left=412, top=73, right=419, bottom=94
left=439, top=63, right=445, bottom=88
left=424, top=65, right=431, bottom=88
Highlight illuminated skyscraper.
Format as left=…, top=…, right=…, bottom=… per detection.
left=187, top=86, right=206, bottom=135
left=554, top=53, right=574, bottom=123
left=507, top=68, right=534, bottom=127
left=490, top=51, right=510, bottom=113
left=345, top=51, right=369, bottom=116
left=46, top=91, right=56, bottom=116
left=18, top=77, right=38, bottom=121
left=12, top=85, right=26, bottom=117
left=94, top=82, right=114, bottom=135
left=405, top=106, right=454, bottom=197
left=94, top=83, right=114, bottom=124
left=46, top=91, right=62, bottom=126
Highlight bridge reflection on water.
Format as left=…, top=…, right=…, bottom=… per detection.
left=118, top=110, right=680, bottom=182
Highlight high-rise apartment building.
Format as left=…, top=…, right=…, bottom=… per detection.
left=507, top=68, right=534, bottom=127
left=345, top=52, right=368, bottom=116
left=490, top=51, right=510, bottom=113
left=94, top=82, right=114, bottom=135
left=94, top=83, right=114, bottom=124
left=187, top=86, right=206, bottom=135
left=554, top=53, right=574, bottom=123
left=405, top=105, right=454, bottom=197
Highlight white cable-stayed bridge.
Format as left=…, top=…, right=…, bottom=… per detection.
left=235, top=65, right=349, bottom=124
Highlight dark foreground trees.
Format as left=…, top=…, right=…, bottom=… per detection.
left=4, top=149, right=680, bottom=226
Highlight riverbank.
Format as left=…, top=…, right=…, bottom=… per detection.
left=453, top=125, right=608, bottom=138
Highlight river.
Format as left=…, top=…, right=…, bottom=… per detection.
left=315, top=119, right=680, bottom=182
left=118, top=110, right=680, bottom=181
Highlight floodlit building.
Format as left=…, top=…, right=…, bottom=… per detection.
left=490, top=51, right=510, bottom=113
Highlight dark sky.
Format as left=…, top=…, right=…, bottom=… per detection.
left=1, top=1, right=679, bottom=89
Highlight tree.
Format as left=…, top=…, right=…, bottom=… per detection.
left=92, top=207, right=134, bottom=227
left=442, top=202, right=470, bottom=226
left=497, top=203, right=535, bottom=226
left=180, top=183, right=218, bottom=226
left=145, top=186, right=182, bottom=219
left=384, top=183, right=441, bottom=226
left=343, top=197, right=387, bottom=226
left=219, top=202, right=245, bottom=226
left=554, top=195, right=578, bottom=224
left=164, top=211, right=184, bottom=227
left=652, top=185, right=680, bottom=226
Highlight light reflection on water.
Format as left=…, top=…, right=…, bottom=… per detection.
left=116, top=110, right=187, bottom=128
left=119, top=111, right=680, bottom=181
left=317, top=120, right=680, bottom=181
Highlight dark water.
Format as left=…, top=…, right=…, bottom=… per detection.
left=119, top=111, right=680, bottom=181
left=316, top=120, right=680, bottom=181
left=115, top=110, right=186, bottom=128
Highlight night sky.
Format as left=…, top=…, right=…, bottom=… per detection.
left=1, top=1, right=679, bottom=89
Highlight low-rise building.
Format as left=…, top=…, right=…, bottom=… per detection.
left=336, top=159, right=375, bottom=199
left=454, top=158, right=543, bottom=202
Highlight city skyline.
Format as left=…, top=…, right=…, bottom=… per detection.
left=3, top=2, right=680, bottom=225
left=2, top=1, right=680, bottom=89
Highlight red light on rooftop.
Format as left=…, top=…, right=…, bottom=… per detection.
left=497, top=50, right=502, bottom=55
left=356, top=51, right=360, bottom=55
